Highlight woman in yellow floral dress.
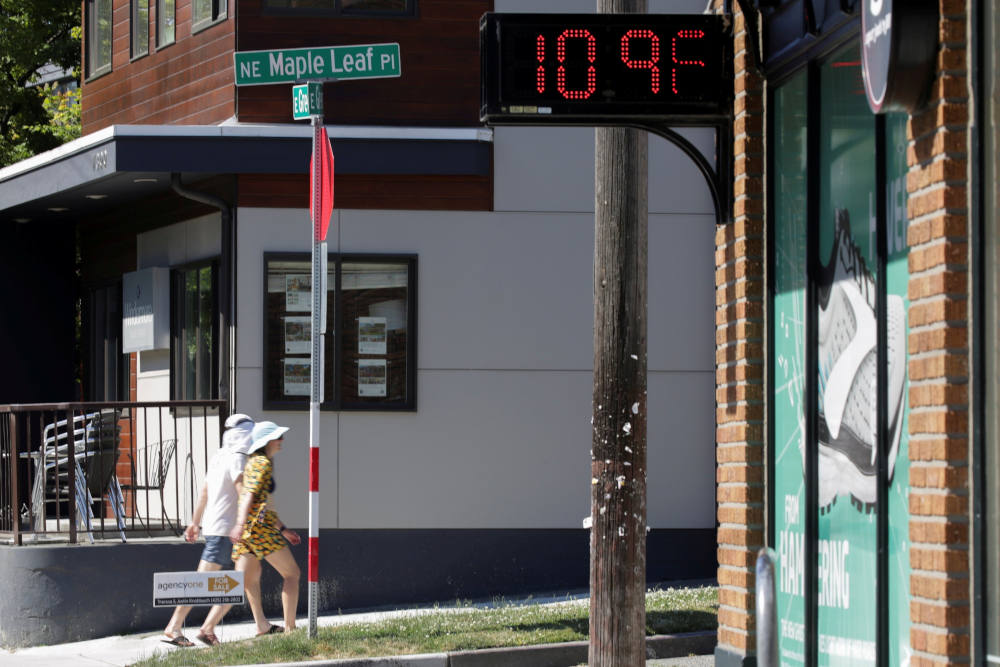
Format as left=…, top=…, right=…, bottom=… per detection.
left=229, top=421, right=301, bottom=635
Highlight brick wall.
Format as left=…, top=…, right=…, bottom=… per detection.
left=905, top=1, right=972, bottom=663
left=714, top=3, right=766, bottom=660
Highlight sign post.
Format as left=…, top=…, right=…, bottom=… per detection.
left=234, top=40, right=400, bottom=639
left=306, top=96, right=332, bottom=641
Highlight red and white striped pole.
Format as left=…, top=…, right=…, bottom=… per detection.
left=308, top=94, right=333, bottom=638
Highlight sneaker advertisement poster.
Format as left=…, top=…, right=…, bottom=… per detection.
left=771, top=47, right=911, bottom=666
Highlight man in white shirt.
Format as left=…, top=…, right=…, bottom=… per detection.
left=161, top=414, right=254, bottom=647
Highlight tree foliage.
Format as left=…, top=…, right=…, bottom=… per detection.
left=0, top=0, right=81, bottom=166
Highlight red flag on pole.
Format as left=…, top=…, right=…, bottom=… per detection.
left=310, top=127, right=334, bottom=242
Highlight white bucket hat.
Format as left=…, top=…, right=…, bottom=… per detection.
left=222, top=415, right=255, bottom=455
left=248, top=421, right=289, bottom=455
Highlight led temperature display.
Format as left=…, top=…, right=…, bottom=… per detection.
left=481, top=13, right=731, bottom=124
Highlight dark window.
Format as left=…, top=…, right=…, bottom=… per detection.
left=263, top=253, right=416, bottom=410
left=171, top=261, right=218, bottom=400
left=132, top=0, right=149, bottom=59
left=85, top=0, right=113, bottom=78
left=84, top=282, right=129, bottom=401
left=262, top=0, right=414, bottom=17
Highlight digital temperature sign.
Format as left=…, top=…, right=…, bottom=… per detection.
left=480, top=13, right=731, bottom=125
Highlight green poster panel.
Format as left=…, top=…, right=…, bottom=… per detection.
left=773, top=71, right=808, bottom=665
left=815, top=45, right=879, bottom=665
left=885, top=111, right=912, bottom=666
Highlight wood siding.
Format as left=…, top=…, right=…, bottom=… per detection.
left=81, top=0, right=236, bottom=133
left=235, top=0, right=489, bottom=126
left=238, top=172, right=491, bottom=210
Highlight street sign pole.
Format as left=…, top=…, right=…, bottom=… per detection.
left=308, top=97, right=325, bottom=640
left=233, top=44, right=399, bottom=638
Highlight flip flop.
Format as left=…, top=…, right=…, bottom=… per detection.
left=195, top=631, right=220, bottom=646
left=255, top=624, right=284, bottom=636
left=161, top=634, right=195, bottom=647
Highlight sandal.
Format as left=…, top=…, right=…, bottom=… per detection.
left=255, top=624, right=284, bottom=636
left=161, top=633, right=194, bottom=647
left=195, top=631, right=220, bottom=646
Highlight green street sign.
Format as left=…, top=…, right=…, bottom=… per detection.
left=293, top=82, right=323, bottom=120
left=234, top=43, right=401, bottom=86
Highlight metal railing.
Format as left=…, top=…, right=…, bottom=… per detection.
left=0, top=401, right=227, bottom=545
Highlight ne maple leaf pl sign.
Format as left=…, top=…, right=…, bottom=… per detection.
left=234, top=43, right=401, bottom=86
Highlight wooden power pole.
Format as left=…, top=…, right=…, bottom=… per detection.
left=589, top=0, right=648, bottom=664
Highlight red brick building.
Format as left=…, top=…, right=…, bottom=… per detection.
left=713, top=0, right=997, bottom=665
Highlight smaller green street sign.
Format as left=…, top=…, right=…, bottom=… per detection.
left=235, top=43, right=401, bottom=86
left=293, top=82, right=324, bottom=120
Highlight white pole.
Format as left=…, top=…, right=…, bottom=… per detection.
left=307, top=110, right=323, bottom=639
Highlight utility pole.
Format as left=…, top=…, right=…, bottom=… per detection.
left=589, top=0, right=648, bottom=664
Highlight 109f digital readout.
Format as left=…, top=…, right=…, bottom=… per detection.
left=480, top=13, right=731, bottom=124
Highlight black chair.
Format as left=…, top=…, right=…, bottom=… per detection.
left=120, top=437, right=178, bottom=531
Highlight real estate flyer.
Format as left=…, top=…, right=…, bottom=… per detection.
left=358, top=359, right=387, bottom=397
left=358, top=317, right=387, bottom=355
left=284, top=316, right=311, bottom=354
left=283, top=358, right=310, bottom=395
left=285, top=275, right=311, bottom=312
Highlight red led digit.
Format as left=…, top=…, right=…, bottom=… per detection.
left=620, top=29, right=660, bottom=94
left=536, top=34, right=546, bottom=93
left=556, top=29, right=597, bottom=100
left=671, top=29, right=705, bottom=95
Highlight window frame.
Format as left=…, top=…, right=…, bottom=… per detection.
left=191, top=0, right=228, bottom=35
left=131, top=0, right=150, bottom=60
left=85, top=0, right=113, bottom=80
left=261, top=0, right=415, bottom=19
left=262, top=251, right=417, bottom=412
left=170, top=259, right=219, bottom=401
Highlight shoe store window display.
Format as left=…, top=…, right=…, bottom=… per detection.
left=161, top=413, right=256, bottom=648
left=229, top=421, right=302, bottom=636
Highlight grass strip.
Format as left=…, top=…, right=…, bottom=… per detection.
left=134, top=585, right=717, bottom=666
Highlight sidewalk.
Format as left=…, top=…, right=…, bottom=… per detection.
left=0, top=603, right=715, bottom=667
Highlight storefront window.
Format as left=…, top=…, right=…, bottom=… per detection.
left=770, top=42, right=910, bottom=665
left=772, top=68, right=808, bottom=665
left=263, top=253, right=416, bottom=410
left=815, top=45, right=878, bottom=661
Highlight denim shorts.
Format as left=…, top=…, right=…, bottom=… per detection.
left=201, top=535, right=234, bottom=566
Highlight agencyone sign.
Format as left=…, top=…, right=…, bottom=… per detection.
left=153, top=571, right=245, bottom=606
left=234, top=43, right=401, bottom=86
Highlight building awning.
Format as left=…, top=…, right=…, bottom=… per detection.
left=0, top=123, right=493, bottom=223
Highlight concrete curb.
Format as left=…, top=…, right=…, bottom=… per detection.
left=249, top=631, right=716, bottom=667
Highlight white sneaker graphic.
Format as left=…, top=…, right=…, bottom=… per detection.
left=815, top=209, right=905, bottom=513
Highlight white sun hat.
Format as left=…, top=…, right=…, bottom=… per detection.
left=247, top=421, right=290, bottom=455
left=222, top=415, right=255, bottom=454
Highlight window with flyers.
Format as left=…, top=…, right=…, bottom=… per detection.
left=263, top=253, right=416, bottom=411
